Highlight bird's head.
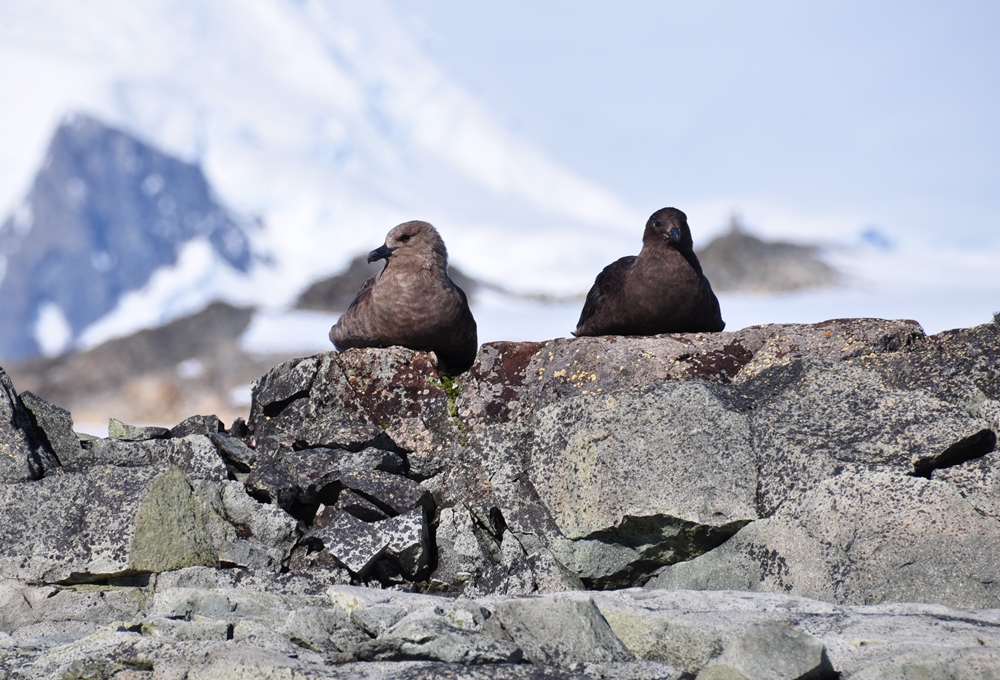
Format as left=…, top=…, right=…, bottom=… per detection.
left=643, top=207, right=693, bottom=251
left=368, top=220, right=449, bottom=269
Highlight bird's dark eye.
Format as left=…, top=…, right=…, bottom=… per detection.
left=400, top=234, right=412, bottom=242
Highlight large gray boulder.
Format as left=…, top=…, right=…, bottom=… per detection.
left=647, top=469, right=1000, bottom=608
left=528, top=381, right=756, bottom=588
left=531, top=381, right=756, bottom=539
left=745, top=357, right=994, bottom=514
left=458, top=318, right=925, bottom=428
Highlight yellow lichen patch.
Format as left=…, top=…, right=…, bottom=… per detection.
left=326, top=589, right=363, bottom=613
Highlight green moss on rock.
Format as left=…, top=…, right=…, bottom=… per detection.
left=129, top=465, right=219, bottom=572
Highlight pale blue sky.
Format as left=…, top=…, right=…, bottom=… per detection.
left=389, top=2, right=1000, bottom=249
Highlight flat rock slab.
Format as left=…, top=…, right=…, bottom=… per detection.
left=459, top=319, right=925, bottom=427
left=69, top=433, right=230, bottom=482
left=732, top=318, right=924, bottom=382
left=698, top=621, right=836, bottom=679
left=6, top=583, right=1000, bottom=678
left=494, top=596, right=634, bottom=665
left=589, top=589, right=1000, bottom=678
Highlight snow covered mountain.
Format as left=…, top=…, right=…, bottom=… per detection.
left=0, top=115, right=254, bottom=360
left=0, top=0, right=645, bottom=358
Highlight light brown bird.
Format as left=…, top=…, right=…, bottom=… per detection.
left=329, top=221, right=478, bottom=374
left=574, top=207, right=725, bottom=336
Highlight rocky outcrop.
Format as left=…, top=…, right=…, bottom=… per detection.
left=1, top=316, right=999, bottom=677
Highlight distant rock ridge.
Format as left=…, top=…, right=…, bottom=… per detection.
left=1, top=317, right=999, bottom=677
left=697, top=216, right=841, bottom=293
left=6, top=300, right=274, bottom=427
left=0, top=113, right=255, bottom=362
left=298, top=216, right=842, bottom=319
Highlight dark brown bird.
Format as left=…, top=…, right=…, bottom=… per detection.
left=329, top=220, right=478, bottom=374
left=574, top=207, right=725, bottom=336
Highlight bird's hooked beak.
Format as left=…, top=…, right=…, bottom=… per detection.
left=667, top=226, right=683, bottom=244
left=367, top=243, right=396, bottom=264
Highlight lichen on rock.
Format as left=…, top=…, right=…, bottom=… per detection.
left=2, top=317, right=1000, bottom=676
left=130, top=465, right=221, bottom=573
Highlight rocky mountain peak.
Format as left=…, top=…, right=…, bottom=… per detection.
left=0, top=113, right=253, bottom=361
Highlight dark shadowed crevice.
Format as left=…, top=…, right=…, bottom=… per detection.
left=574, top=514, right=753, bottom=590
left=912, top=429, right=998, bottom=478
left=261, top=390, right=311, bottom=418
left=290, top=431, right=404, bottom=456
left=54, top=572, right=152, bottom=587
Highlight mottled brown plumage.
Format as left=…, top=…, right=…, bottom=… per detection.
left=574, top=207, right=725, bottom=336
left=329, top=221, right=478, bottom=374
